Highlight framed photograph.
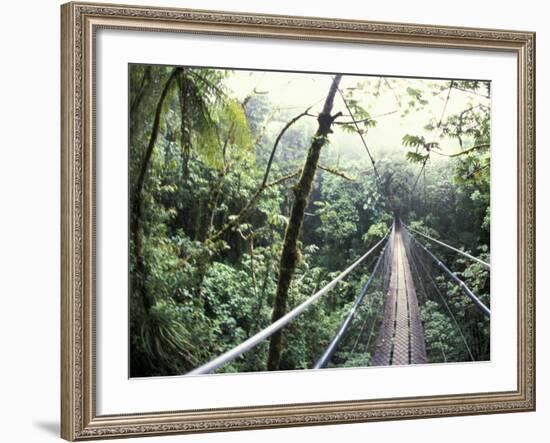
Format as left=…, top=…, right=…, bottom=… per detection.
left=61, top=1, right=536, bottom=440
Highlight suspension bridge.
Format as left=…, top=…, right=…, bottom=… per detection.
left=187, top=220, right=490, bottom=375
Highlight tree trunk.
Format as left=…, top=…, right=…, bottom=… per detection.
left=200, top=128, right=231, bottom=242
left=178, top=69, right=192, bottom=180
left=267, top=75, right=342, bottom=371
left=131, top=68, right=179, bottom=312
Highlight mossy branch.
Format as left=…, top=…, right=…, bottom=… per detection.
left=433, top=143, right=490, bottom=158
left=205, top=108, right=311, bottom=244
left=317, top=164, right=356, bottom=181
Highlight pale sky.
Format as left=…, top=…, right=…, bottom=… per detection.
left=225, top=70, right=490, bottom=165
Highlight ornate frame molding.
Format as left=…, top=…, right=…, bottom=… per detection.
left=61, top=2, right=535, bottom=440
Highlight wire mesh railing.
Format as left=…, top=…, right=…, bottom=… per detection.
left=402, top=224, right=490, bottom=362
left=314, top=225, right=394, bottom=368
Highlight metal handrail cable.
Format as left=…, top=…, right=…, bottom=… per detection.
left=187, top=232, right=390, bottom=375
left=406, top=227, right=491, bottom=317
left=314, top=237, right=389, bottom=369
left=403, top=223, right=490, bottom=269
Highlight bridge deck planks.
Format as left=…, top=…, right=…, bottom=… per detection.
left=372, top=226, right=427, bottom=366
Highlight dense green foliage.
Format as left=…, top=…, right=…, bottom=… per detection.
left=129, top=66, right=490, bottom=376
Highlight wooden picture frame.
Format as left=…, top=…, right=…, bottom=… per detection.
left=61, top=1, right=535, bottom=440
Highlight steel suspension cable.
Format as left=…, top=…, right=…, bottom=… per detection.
left=410, top=157, right=429, bottom=196
left=403, top=223, right=490, bottom=269
left=332, top=84, right=398, bottom=211
left=405, top=227, right=490, bottom=317
left=314, top=236, right=389, bottom=369
left=187, top=232, right=389, bottom=375
left=335, top=86, right=381, bottom=182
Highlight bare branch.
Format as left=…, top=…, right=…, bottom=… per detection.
left=334, top=110, right=398, bottom=126
left=452, top=85, right=491, bottom=99
left=384, top=78, right=402, bottom=108
left=437, top=80, right=454, bottom=128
